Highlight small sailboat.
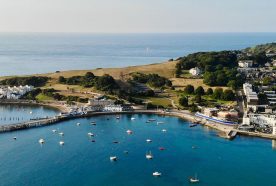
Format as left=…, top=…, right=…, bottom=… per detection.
left=59, top=141, right=65, bottom=146
left=131, top=117, right=136, bottom=120
left=116, top=116, right=120, bottom=120
left=152, top=172, right=162, bottom=177
left=52, top=129, right=57, bottom=133
left=39, top=138, right=45, bottom=144
left=29, top=111, right=33, bottom=114
left=76, top=122, right=81, bottom=126
left=146, top=151, right=153, bottom=159
left=13, top=137, right=17, bottom=140
left=110, top=156, right=117, bottom=161
left=88, top=132, right=94, bottom=137
left=126, top=130, right=133, bottom=134
left=189, top=174, right=199, bottom=183
left=146, top=139, right=152, bottom=143
left=162, top=129, right=167, bottom=132
left=157, top=121, right=165, bottom=124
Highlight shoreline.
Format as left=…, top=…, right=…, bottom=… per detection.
left=1, top=101, right=276, bottom=140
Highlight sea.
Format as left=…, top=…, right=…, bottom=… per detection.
left=0, top=32, right=275, bottom=76
left=0, top=33, right=276, bottom=186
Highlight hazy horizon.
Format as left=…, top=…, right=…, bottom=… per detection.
left=0, top=0, right=276, bottom=33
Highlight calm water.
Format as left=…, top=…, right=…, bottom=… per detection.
left=0, top=104, right=59, bottom=125
left=0, top=33, right=276, bottom=76
left=0, top=114, right=275, bottom=186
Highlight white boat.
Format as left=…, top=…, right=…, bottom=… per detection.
left=157, top=121, right=165, bottom=124
left=91, top=121, right=96, bottom=125
left=146, top=151, right=153, bottom=159
left=146, top=139, right=152, bottom=143
left=162, top=129, right=167, bottom=132
left=126, top=130, right=133, bottom=134
left=13, top=137, right=17, bottom=140
left=76, top=123, right=81, bottom=126
left=59, top=132, right=64, bottom=136
left=110, top=156, right=117, bottom=161
left=39, top=138, right=45, bottom=144
left=190, top=174, right=199, bottom=183
left=131, top=117, right=136, bottom=120
left=88, top=132, right=94, bottom=137
left=116, top=116, right=120, bottom=119
left=52, top=129, right=57, bottom=133
left=29, top=111, right=33, bottom=114
left=59, top=141, right=65, bottom=146
left=153, top=172, right=162, bottom=177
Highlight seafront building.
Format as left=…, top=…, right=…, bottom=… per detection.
left=189, top=67, right=201, bottom=76
left=0, top=85, right=34, bottom=99
left=243, top=83, right=258, bottom=106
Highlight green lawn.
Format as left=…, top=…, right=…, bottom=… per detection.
left=36, top=93, right=54, bottom=101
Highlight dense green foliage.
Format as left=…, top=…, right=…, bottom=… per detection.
left=179, top=96, right=188, bottom=107
left=195, top=86, right=205, bottom=95
left=175, top=51, right=245, bottom=88
left=0, top=76, right=49, bottom=87
left=184, top=84, right=194, bottom=94
left=212, top=88, right=235, bottom=101
left=131, top=73, right=172, bottom=88
left=59, top=72, right=119, bottom=92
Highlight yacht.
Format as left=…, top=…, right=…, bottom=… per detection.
left=126, top=130, right=133, bottom=134
left=189, top=174, right=199, bottom=183
left=59, top=132, right=64, bottom=136
left=152, top=172, right=162, bottom=177
left=110, top=156, right=117, bottom=161
left=88, top=132, right=94, bottom=137
left=146, top=151, right=153, bottom=159
left=146, top=139, right=152, bottom=143
left=59, top=141, right=65, bottom=146
left=39, top=138, right=45, bottom=144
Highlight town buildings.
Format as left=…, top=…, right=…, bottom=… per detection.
left=189, top=67, right=201, bottom=76
left=0, top=85, right=34, bottom=99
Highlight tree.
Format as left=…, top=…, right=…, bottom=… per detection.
left=203, top=72, right=216, bottom=86
left=84, top=72, right=95, bottom=80
left=179, top=96, right=188, bottom=107
left=184, top=84, right=194, bottom=94
left=194, top=95, right=202, bottom=103
left=195, top=86, right=205, bottom=95
left=222, top=89, right=235, bottom=101
left=58, top=76, right=66, bottom=83
left=227, top=80, right=238, bottom=90
left=258, top=93, right=268, bottom=105
left=206, top=88, right=213, bottom=95
left=213, top=88, right=223, bottom=99
left=263, top=77, right=272, bottom=86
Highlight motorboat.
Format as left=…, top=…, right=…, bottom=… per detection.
left=39, top=138, right=45, bottom=144
left=59, top=141, right=65, bottom=146
left=148, top=119, right=156, bottom=122
left=13, top=137, right=17, bottom=140
left=189, top=174, right=199, bottom=183
left=189, top=123, right=197, bottom=128
left=113, top=141, right=119, bottom=144
left=126, top=130, right=133, bottom=134
left=157, top=121, right=165, bottom=124
left=152, top=172, right=162, bottom=177
left=116, top=116, right=120, bottom=119
left=146, top=151, right=153, bottom=159
left=131, top=117, right=136, bottom=120
left=76, top=123, right=81, bottom=126
left=110, top=156, right=117, bottom=161
left=146, top=139, right=152, bottom=143
left=59, top=132, right=64, bottom=136
left=162, top=129, right=167, bottom=132
left=91, top=139, right=96, bottom=142
left=159, top=147, right=165, bottom=151
left=88, top=132, right=94, bottom=137
left=91, top=121, right=96, bottom=125
left=52, top=129, right=57, bottom=133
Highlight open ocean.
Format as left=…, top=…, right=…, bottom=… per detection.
left=0, top=32, right=275, bottom=76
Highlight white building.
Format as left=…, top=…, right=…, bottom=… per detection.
left=189, top=67, right=201, bottom=76
left=103, top=105, right=123, bottom=112
left=243, top=83, right=258, bottom=105
left=238, top=60, right=253, bottom=68
left=0, top=85, right=34, bottom=100
left=264, top=90, right=276, bottom=105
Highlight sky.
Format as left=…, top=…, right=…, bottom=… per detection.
left=0, top=0, right=275, bottom=33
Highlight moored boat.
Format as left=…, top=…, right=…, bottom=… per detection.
left=110, top=156, right=117, bottom=161
left=153, top=172, right=162, bottom=177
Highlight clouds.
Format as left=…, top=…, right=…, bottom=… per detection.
left=0, top=0, right=275, bottom=33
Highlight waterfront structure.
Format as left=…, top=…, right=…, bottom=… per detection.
left=243, top=83, right=258, bottom=106
left=103, top=105, right=123, bottom=112
left=238, top=60, right=253, bottom=68
left=0, top=85, right=34, bottom=99
left=189, top=67, right=201, bottom=76
left=88, top=98, right=115, bottom=106
left=217, top=109, right=239, bottom=119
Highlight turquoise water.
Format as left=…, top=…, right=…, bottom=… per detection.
left=0, top=33, right=275, bottom=76
left=0, top=114, right=275, bottom=186
left=0, top=104, right=60, bottom=126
